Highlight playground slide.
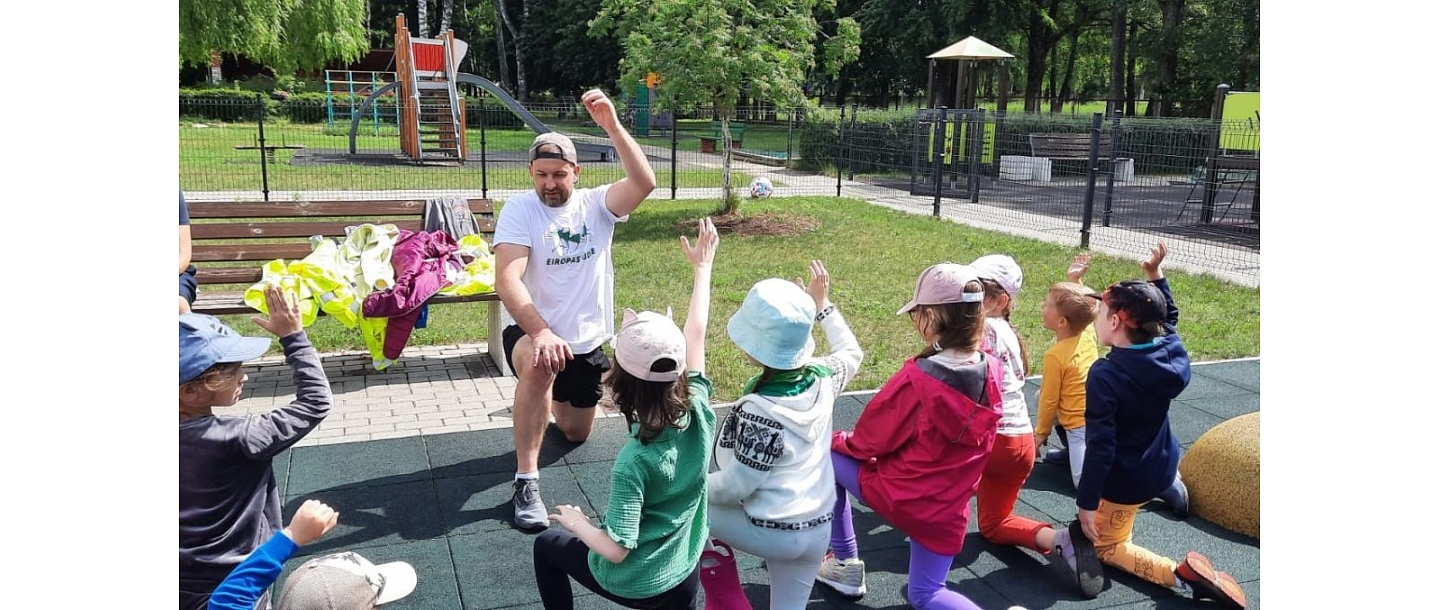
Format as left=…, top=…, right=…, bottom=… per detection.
left=349, top=73, right=615, bottom=160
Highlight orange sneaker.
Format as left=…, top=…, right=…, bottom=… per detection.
left=1174, top=551, right=1247, bottom=609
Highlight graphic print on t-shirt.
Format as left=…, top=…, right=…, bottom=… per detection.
left=544, top=222, right=594, bottom=266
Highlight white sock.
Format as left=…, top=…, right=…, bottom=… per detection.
left=1175, top=575, right=1193, bottom=593
left=516, top=471, right=538, bottom=481
left=1053, top=528, right=1074, bottom=559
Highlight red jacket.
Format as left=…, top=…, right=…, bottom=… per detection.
left=833, top=355, right=1003, bottom=555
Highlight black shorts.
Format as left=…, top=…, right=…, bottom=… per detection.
left=179, top=265, right=198, bottom=305
left=502, top=325, right=611, bottom=409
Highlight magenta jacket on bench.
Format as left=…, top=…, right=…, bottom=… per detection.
left=362, top=229, right=462, bottom=358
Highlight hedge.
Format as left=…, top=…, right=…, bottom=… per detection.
left=180, top=88, right=400, bottom=124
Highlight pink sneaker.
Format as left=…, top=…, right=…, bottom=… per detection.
left=699, top=539, right=753, bottom=610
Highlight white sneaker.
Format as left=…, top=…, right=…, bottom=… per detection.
left=815, top=552, right=867, bottom=597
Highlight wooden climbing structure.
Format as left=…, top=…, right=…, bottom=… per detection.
left=395, top=14, right=468, bottom=163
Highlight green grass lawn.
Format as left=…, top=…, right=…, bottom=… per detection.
left=216, top=195, right=1259, bottom=402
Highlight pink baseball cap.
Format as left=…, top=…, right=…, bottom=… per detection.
left=896, top=263, right=984, bottom=315
left=613, top=309, right=686, bottom=382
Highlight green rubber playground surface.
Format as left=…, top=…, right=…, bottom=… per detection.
left=265, top=359, right=1260, bottom=609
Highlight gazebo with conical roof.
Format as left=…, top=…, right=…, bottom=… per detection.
left=925, top=36, right=1013, bottom=112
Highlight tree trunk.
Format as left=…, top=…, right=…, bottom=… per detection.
left=720, top=115, right=738, bottom=214
left=1047, top=44, right=1059, bottom=112
left=1057, top=29, right=1080, bottom=113
left=439, top=0, right=453, bottom=33
left=492, top=0, right=510, bottom=92
left=1125, top=18, right=1138, bottom=116
left=1109, top=0, right=1127, bottom=115
left=418, top=0, right=429, bottom=38
left=497, top=0, right=528, bottom=102
left=1154, top=0, right=1186, bottom=117
left=1024, top=0, right=1063, bottom=112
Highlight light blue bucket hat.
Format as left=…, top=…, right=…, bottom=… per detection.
left=726, top=278, right=816, bottom=370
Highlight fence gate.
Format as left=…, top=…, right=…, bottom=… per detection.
left=909, top=108, right=987, bottom=204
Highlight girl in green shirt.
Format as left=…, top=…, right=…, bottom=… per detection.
left=531, top=218, right=719, bottom=610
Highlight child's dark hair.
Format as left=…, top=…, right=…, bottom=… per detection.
left=979, top=278, right=1030, bottom=374
left=182, top=362, right=244, bottom=393
left=1120, top=320, right=1167, bottom=345
left=605, top=358, right=690, bottom=444
left=915, top=279, right=987, bottom=358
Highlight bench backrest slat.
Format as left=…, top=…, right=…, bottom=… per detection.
left=188, top=199, right=494, bottom=219
left=1029, top=133, right=1113, bottom=158
left=190, top=218, right=496, bottom=240
left=191, top=198, right=495, bottom=286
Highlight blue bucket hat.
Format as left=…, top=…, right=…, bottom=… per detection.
left=180, top=313, right=271, bottom=385
left=726, top=279, right=816, bottom=370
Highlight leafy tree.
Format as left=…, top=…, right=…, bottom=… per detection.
left=592, top=0, right=860, bottom=213
left=179, top=0, right=369, bottom=74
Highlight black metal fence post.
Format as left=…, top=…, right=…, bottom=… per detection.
left=670, top=96, right=678, bottom=200
left=968, top=109, right=984, bottom=203
left=836, top=105, right=845, bottom=197
left=479, top=93, right=489, bottom=199
left=256, top=94, right=270, bottom=202
left=933, top=108, right=947, bottom=218
left=1201, top=84, right=1230, bottom=224
left=847, top=103, right=857, bottom=182
left=1102, top=110, right=1121, bottom=227
left=1080, top=112, right=1103, bottom=248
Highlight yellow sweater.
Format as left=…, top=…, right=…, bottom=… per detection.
left=1036, top=324, right=1099, bottom=437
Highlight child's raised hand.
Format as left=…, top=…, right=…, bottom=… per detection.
left=283, top=499, right=339, bottom=546
left=251, top=284, right=304, bottom=338
left=680, top=217, right=718, bottom=268
left=1066, top=253, right=1092, bottom=284
left=797, top=260, right=832, bottom=311
left=1141, top=241, right=1167, bottom=280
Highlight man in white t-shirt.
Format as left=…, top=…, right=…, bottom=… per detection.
left=493, top=89, right=656, bottom=530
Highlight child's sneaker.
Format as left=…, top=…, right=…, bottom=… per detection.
left=1175, top=551, right=1247, bottom=609
left=815, top=552, right=867, bottom=597
left=1158, top=476, right=1190, bottom=519
left=1067, top=521, right=1105, bottom=599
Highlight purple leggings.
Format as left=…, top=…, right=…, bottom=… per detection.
left=830, top=452, right=981, bottom=610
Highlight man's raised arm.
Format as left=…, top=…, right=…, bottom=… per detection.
left=581, top=89, right=656, bottom=218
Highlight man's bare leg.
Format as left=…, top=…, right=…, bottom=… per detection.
left=509, top=334, right=555, bottom=530
left=551, top=401, right=598, bottom=443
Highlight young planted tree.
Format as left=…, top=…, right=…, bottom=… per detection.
left=180, top=0, right=369, bottom=75
left=592, top=0, right=859, bottom=214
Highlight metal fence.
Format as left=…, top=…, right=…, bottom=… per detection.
left=180, top=95, right=1259, bottom=284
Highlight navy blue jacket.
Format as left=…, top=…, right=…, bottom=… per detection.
left=1075, top=278, right=1190, bottom=510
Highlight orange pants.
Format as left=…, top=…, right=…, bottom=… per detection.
left=1092, top=500, right=1179, bottom=588
left=977, top=433, right=1050, bottom=554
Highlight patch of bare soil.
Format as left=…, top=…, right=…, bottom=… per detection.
left=684, top=212, right=819, bottom=238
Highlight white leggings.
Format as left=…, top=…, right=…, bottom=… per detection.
left=708, top=502, right=831, bottom=610
left=1063, top=425, right=1088, bottom=488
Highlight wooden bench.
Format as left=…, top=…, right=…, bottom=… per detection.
left=187, top=197, right=512, bottom=375
left=699, top=120, right=745, bottom=153
left=1029, top=133, right=1133, bottom=179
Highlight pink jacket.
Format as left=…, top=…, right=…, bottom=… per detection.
left=833, top=355, right=1004, bottom=555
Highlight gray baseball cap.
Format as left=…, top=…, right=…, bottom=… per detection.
left=529, top=132, right=578, bottom=165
